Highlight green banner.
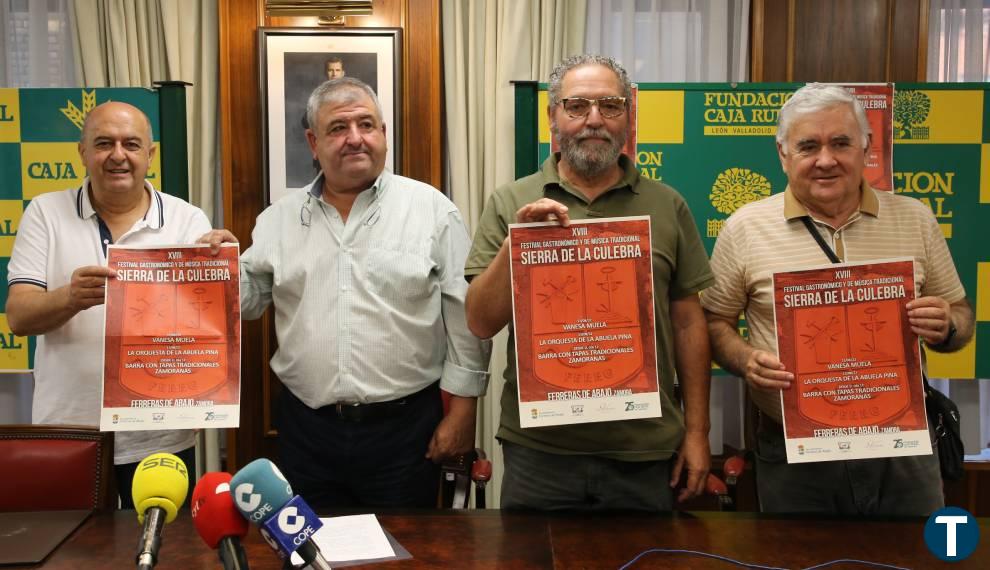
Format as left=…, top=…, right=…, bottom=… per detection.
left=0, top=87, right=168, bottom=371
left=517, top=82, right=989, bottom=379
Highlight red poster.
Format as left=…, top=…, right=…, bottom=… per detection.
left=772, top=258, right=931, bottom=462
left=100, top=244, right=241, bottom=431
left=508, top=216, right=661, bottom=427
left=845, top=83, right=894, bottom=192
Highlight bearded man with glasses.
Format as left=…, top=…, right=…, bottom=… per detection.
left=464, top=55, right=714, bottom=511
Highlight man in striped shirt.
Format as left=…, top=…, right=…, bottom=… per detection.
left=702, top=83, right=974, bottom=515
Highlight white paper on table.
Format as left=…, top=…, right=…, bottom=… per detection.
left=289, top=514, right=396, bottom=566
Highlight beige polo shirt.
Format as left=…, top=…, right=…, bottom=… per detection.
left=701, top=182, right=966, bottom=422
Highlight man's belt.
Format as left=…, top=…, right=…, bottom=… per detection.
left=318, top=381, right=439, bottom=422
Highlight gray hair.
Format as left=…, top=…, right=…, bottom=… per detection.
left=547, top=54, right=633, bottom=109
left=306, top=77, right=383, bottom=131
left=776, top=82, right=871, bottom=150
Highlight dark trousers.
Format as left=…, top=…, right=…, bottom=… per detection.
left=500, top=440, right=674, bottom=512
left=276, top=383, right=443, bottom=509
left=754, top=416, right=943, bottom=516
left=115, top=446, right=196, bottom=510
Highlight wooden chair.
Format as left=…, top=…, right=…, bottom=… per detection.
left=0, top=425, right=115, bottom=512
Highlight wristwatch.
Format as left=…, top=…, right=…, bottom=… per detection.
left=930, top=320, right=957, bottom=350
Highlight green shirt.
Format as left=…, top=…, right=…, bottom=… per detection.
left=466, top=154, right=714, bottom=460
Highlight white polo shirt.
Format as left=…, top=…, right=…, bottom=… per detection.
left=7, top=179, right=212, bottom=465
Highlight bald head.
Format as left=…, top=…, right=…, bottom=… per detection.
left=80, top=102, right=153, bottom=145
left=78, top=101, right=157, bottom=195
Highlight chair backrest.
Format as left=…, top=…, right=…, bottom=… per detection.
left=0, top=425, right=115, bottom=512
left=438, top=391, right=490, bottom=509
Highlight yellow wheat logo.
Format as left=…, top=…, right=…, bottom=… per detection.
left=60, top=89, right=98, bottom=130
left=709, top=168, right=771, bottom=214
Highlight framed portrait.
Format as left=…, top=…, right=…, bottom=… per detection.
left=258, top=28, right=402, bottom=203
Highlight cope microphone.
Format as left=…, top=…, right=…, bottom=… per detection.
left=231, top=459, right=331, bottom=570
left=132, top=452, right=189, bottom=570
left=192, top=472, right=250, bottom=570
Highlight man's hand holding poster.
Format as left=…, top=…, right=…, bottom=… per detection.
left=772, top=258, right=932, bottom=462
left=509, top=216, right=661, bottom=428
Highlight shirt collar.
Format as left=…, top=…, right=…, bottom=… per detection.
left=76, top=177, right=164, bottom=229
left=541, top=152, right=640, bottom=200
left=308, top=170, right=389, bottom=202
left=783, top=179, right=880, bottom=221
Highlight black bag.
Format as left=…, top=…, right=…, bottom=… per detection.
left=923, top=376, right=965, bottom=481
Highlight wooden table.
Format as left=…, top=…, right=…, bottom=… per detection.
left=25, top=510, right=990, bottom=569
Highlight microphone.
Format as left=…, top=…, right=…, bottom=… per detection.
left=132, top=452, right=189, bottom=570
left=723, top=455, right=746, bottom=486
left=191, top=472, right=250, bottom=570
left=231, top=459, right=331, bottom=570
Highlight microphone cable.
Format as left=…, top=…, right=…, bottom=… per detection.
left=618, top=548, right=911, bottom=570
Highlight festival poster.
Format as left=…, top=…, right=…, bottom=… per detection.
left=845, top=83, right=894, bottom=192
left=100, top=244, right=241, bottom=431
left=772, top=258, right=931, bottom=463
left=508, top=216, right=661, bottom=428
left=551, top=85, right=638, bottom=160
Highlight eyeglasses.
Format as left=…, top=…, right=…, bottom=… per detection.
left=560, top=96, right=627, bottom=119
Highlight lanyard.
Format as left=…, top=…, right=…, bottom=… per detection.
left=800, top=217, right=841, bottom=264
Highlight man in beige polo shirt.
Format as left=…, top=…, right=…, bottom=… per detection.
left=702, top=83, right=974, bottom=516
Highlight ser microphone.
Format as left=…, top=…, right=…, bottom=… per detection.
left=192, top=472, right=250, bottom=570
left=132, top=452, right=189, bottom=570
left=231, top=458, right=331, bottom=570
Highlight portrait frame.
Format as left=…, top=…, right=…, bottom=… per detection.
left=258, top=27, right=402, bottom=204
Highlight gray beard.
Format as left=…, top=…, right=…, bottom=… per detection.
left=555, top=126, right=626, bottom=178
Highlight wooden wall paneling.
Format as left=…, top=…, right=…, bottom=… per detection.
left=889, top=0, right=925, bottom=81
left=403, top=0, right=443, bottom=188
left=792, top=0, right=889, bottom=82
left=750, top=0, right=790, bottom=81
left=751, top=0, right=930, bottom=83
left=785, top=0, right=795, bottom=80
left=220, top=0, right=443, bottom=471
left=751, top=0, right=765, bottom=80
left=916, top=0, right=930, bottom=80
left=219, top=0, right=274, bottom=471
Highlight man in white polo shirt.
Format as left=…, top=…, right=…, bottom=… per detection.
left=5, top=101, right=213, bottom=508
left=702, top=83, right=975, bottom=516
